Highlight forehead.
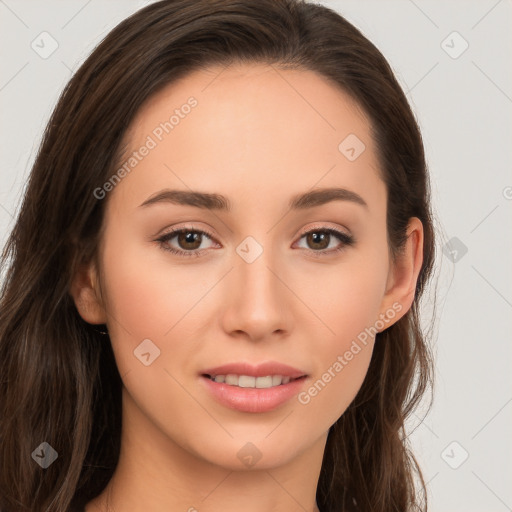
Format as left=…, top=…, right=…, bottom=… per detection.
left=126, top=62, right=374, bottom=153
left=109, top=62, right=384, bottom=215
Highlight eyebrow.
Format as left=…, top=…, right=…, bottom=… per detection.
left=138, top=187, right=368, bottom=211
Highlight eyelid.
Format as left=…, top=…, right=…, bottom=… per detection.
left=156, top=222, right=351, bottom=241
left=296, top=221, right=352, bottom=239
left=156, top=223, right=216, bottom=241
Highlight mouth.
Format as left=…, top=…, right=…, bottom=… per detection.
left=202, top=373, right=308, bottom=388
left=199, top=361, right=310, bottom=413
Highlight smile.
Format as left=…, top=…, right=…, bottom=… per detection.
left=205, top=374, right=306, bottom=388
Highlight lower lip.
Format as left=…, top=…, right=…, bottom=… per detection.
left=200, top=375, right=308, bottom=413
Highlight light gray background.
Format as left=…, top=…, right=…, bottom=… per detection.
left=1, top=1, right=511, bottom=511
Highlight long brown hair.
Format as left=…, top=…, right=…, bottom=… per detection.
left=0, top=1, right=436, bottom=510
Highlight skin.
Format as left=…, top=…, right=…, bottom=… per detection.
left=71, top=63, right=423, bottom=512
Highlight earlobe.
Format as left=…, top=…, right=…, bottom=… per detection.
left=69, top=262, right=107, bottom=325
left=379, top=217, right=424, bottom=328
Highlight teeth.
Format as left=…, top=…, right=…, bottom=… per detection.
left=210, top=374, right=297, bottom=388
left=225, top=374, right=238, bottom=385
left=239, top=375, right=256, bottom=388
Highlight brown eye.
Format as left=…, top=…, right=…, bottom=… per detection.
left=176, top=231, right=203, bottom=250
left=156, top=228, right=217, bottom=257
left=305, top=231, right=330, bottom=250
left=295, top=228, right=355, bottom=255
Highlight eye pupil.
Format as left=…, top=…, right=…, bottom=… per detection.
left=178, top=231, right=202, bottom=250
left=307, top=231, right=329, bottom=250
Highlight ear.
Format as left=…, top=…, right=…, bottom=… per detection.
left=378, top=217, right=424, bottom=328
left=69, top=261, right=107, bottom=325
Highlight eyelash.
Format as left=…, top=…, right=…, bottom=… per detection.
left=156, top=225, right=355, bottom=258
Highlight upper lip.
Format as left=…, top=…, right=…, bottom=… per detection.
left=201, top=361, right=308, bottom=379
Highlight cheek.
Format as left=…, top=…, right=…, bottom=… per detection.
left=101, top=228, right=214, bottom=326
left=293, top=253, right=387, bottom=422
left=98, top=232, right=214, bottom=376
left=296, top=250, right=388, bottom=343
left=297, top=274, right=378, bottom=427
left=299, top=342, right=374, bottom=427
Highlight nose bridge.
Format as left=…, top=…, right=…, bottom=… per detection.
left=237, top=236, right=283, bottom=309
left=221, top=234, right=290, bottom=339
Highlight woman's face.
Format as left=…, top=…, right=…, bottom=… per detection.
left=79, top=63, right=419, bottom=471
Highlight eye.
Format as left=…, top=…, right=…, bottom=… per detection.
left=294, top=227, right=355, bottom=256
left=155, top=225, right=355, bottom=258
left=156, top=226, right=218, bottom=257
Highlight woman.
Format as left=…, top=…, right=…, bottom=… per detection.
left=0, top=0, right=436, bottom=511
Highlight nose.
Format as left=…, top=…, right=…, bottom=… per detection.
left=220, top=246, right=293, bottom=342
